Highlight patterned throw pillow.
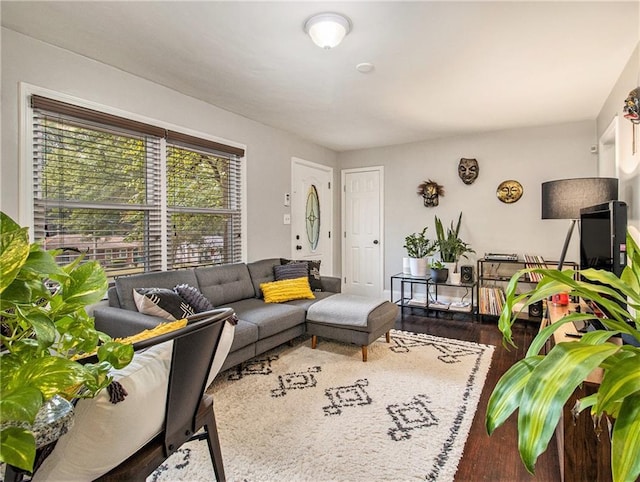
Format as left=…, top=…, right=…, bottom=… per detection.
left=260, top=277, right=316, bottom=303
left=274, top=262, right=308, bottom=281
left=280, top=258, right=323, bottom=292
left=174, top=284, right=215, bottom=313
left=133, top=288, right=195, bottom=320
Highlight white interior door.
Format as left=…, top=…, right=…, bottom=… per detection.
left=342, top=167, right=384, bottom=297
left=291, top=158, right=333, bottom=275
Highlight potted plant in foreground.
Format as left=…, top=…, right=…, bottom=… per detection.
left=485, top=231, right=640, bottom=482
left=0, top=212, right=134, bottom=473
left=434, top=212, right=475, bottom=283
left=404, top=227, right=437, bottom=277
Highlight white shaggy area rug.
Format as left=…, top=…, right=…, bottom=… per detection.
left=148, top=330, right=494, bottom=482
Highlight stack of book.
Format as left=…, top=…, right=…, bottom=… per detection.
left=479, top=287, right=505, bottom=316
left=523, top=254, right=547, bottom=282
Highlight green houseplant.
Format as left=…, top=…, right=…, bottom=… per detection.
left=485, top=232, right=640, bottom=482
left=0, top=212, right=134, bottom=472
left=404, top=227, right=437, bottom=277
left=434, top=212, right=475, bottom=272
left=404, top=226, right=436, bottom=259
left=429, top=259, right=448, bottom=283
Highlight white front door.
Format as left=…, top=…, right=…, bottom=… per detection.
left=342, top=167, right=384, bottom=297
left=291, top=158, right=333, bottom=275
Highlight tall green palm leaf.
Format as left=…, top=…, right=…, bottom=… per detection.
left=486, top=232, right=640, bottom=482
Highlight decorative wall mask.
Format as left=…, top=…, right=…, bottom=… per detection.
left=496, top=180, right=523, bottom=204
left=417, top=179, right=445, bottom=207
left=623, top=87, right=640, bottom=124
left=458, top=158, right=479, bottom=185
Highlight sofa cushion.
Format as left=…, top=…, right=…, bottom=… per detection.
left=274, top=262, right=308, bottom=281
left=225, top=298, right=306, bottom=339
left=174, top=284, right=215, bottom=313
left=195, top=263, right=256, bottom=305
left=115, top=269, right=198, bottom=311
left=281, top=258, right=323, bottom=291
left=246, top=258, right=281, bottom=298
left=260, top=277, right=315, bottom=304
left=228, top=318, right=260, bottom=352
left=133, top=288, right=195, bottom=320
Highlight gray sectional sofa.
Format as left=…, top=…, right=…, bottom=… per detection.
left=94, top=258, right=341, bottom=372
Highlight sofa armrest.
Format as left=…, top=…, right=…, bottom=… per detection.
left=320, top=276, right=341, bottom=293
left=94, top=306, right=165, bottom=338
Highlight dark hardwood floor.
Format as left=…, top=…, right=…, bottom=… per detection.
left=395, top=311, right=561, bottom=482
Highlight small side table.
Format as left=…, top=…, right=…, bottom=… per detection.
left=391, top=272, right=477, bottom=320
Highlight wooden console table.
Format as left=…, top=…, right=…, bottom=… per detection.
left=543, top=303, right=615, bottom=482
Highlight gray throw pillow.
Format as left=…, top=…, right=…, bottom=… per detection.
left=174, top=284, right=215, bottom=313
left=133, top=288, right=195, bottom=320
left=280, top=258, right=323, bottom=292
left=274, top=262, right=308, bottom=281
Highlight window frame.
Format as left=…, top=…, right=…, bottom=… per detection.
left=19, top=83, right=248, bottom=272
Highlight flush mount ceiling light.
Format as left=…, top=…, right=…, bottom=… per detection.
left=304, top=12, right=351, bottom=49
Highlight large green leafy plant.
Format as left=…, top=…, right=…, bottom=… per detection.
left=486, top=232, right=640, bottom=482
left=0, top=212, right=133, bottom=472
left=434, top=212, right=475, bottom=271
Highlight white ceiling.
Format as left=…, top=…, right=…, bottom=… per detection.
left=2, top=1, right=638, bottom=151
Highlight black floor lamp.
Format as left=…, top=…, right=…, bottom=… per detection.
left=541, top=177, right=618, bottom=270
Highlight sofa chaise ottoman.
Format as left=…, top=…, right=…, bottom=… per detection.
left=306, top=294, right=399, bottom=361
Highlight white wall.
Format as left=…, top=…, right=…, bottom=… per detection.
left=1, top=28, right=341, bottom=273
left=338, top=121, right=597, bottom=289
left=597, top=42, right=640, bottom=244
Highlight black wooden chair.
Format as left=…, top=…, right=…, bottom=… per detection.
left=95, top=307, right=236, bottom=481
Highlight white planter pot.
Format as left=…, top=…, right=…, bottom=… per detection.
left=409, top=257, right=428, bottom=277
left=443, top=262, right=456, bottom=273
left=449, top=272, right=461, bottom=285
left=402, top=257, right=411, bottom=274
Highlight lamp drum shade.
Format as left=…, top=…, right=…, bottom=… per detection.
left=541, top=177, right=618, bottom=219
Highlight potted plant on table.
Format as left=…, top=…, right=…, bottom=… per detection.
left=434, top=212, right=475, bottom=284
left=0, top=212, right=134, bottom=473
left=403, top=227, right=437, bottom=277
left=485, top=231, right=640, bottom=482
left=429, top=259, right=449, bottom=283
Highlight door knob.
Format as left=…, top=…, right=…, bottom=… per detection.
left=373, top=240, right=379, bottom=244
left=296, top=245, right=302, bottom=250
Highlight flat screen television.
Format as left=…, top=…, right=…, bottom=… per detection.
left=579, top=200, right=627, bottom=277
left=578, top=201, right=636, bottom=345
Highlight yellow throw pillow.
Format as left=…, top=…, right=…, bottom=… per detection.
left=260, top=277, right=316, bottom=303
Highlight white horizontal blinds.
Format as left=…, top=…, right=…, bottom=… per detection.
left=165, top=131, right=243, bottom=269
left=31, top=96, right=163, bottom=278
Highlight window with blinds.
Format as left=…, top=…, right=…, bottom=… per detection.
left=31, top=95, right=244, bottom=279
left=166, top=134, right=242, bottom=269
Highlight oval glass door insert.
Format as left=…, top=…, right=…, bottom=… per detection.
left=305, top=185, right=320, bottom=250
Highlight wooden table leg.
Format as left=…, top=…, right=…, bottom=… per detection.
left=386, top=331, right=391, bottom=343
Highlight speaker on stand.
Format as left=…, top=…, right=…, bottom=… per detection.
left=460, top=265, right=474, bottom=283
